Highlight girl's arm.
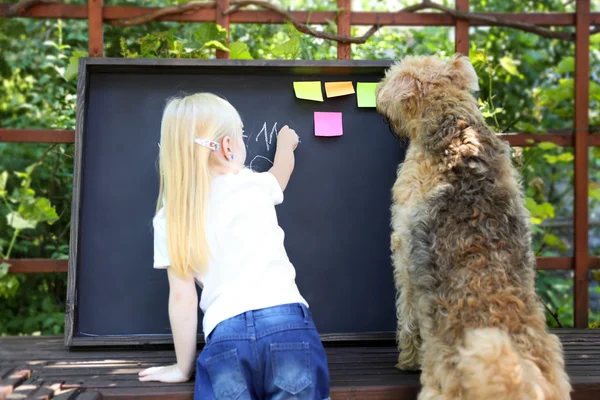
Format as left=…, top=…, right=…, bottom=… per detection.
left=139, top=268, right=197, bottom=383
left=269, top=125, right=299, bottom=191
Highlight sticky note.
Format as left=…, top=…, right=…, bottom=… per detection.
left=314, top=112, right=343, bottom=137
left=325, top=81, right=355, bottom=98
left=293, top=81, right=323, bottom=102
left=357, top=82, right=378, bottom=107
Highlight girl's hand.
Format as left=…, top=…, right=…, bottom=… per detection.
left=278, top=125, right=299, bottom=151
left=138, top=364, right=190, bottom=383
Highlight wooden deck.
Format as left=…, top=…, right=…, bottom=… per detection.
left=1, top=331, right=600, bottom=399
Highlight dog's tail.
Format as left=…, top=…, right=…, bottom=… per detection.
left=456, top=328, right=551, bottom=400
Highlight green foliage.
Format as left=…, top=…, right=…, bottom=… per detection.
left=1, top=0, right=600, bottom=334
left=229, top=42, right=253, bottom=60
left=119, top=24, right=230, bottom=59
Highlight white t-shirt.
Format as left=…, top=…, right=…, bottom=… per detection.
left=153, top=168, right=308, bottom=339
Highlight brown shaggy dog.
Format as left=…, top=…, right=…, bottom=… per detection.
left=375, top=54, right=571, bottom=400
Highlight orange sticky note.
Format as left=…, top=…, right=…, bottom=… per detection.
left=325, top=81, right=355, bottom=98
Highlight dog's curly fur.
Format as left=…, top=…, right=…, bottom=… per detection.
left=376, top=54, right=571, bottom=400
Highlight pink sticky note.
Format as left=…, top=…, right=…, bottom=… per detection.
left=314, top=112, right=343, bottom=137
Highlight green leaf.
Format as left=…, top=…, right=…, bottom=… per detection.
left=544, top=152, right=574, bottom=164
left=0, top=262, right=10, bottom=279
left=272, top=36, right=301, bottom=60
left=229, top=42, right=253, bottom=60
left=18, top=197, right=58, bottom=225
left=63, top=51, right=86, bottom=81
left=201, top=40, right=230, bottom=52
left=555, top=57, right=575, bottom=74
left=120, top=37, right=127, bottom=57
left=6, top=212, right=37, bottom=230
left=524, top=197, right=537, bottom=211
left=139, top=34, right=161, bottom=57
left=194, top=23, right=227, bottom=46
left=542, top=234, right=567, bottom=253
left=525, top=197, right=555, bottom=222
left=537, top=142, right=557, bottom=150
left=539, top=202, right=555, bottom=219
left=0, top=171, right=7, bottom=197
left=589, top=182, right=600, bottom=200
left=530, top=217, right=543, bottom=225
left=499, top=56, right=519, bottom=76
left=556, top=153, right=574, bottom=162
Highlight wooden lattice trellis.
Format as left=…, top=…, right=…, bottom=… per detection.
left=0, top=0, right=598, bottom=328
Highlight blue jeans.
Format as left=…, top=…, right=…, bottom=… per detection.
left=194, top=303, right=330, bottom=400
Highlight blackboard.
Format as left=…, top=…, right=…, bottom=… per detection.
left=65, top=59, right=406, bottom=347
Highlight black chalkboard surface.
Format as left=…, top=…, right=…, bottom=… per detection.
left=65, top=59, right=406, bottom=347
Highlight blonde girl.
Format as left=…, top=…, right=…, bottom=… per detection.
left=138, top=93, right=330, bottom=400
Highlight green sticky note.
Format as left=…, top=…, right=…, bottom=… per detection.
left=293, top=81, right=323, bottom=102
left=357, top=82, right=378, bottom=108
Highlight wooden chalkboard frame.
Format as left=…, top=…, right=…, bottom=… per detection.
left=65, top=58, right=396, bottom=347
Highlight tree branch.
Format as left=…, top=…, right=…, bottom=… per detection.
left=4, top=0, right=596, bottom=42
left=423, top=1, right=573, bottom=41
left=538, top=293, right=563, bottom=328
left=5, top=0, right=58, bottom=17
left=108, top=2, right=217, bottom=28
left=224, top=0, right=387, bottom=44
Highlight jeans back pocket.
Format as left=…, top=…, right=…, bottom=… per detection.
left=270, top=342, right=312, bottom=395
left=206, top=348, right=251, bottom=400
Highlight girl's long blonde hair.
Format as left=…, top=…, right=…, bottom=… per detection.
left=157, top=93, right=243, bottom=278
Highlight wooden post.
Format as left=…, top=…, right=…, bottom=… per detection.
left=337, top=0, right=351, bottom=60
left=574, top=0, right=590, bottom=328
left=87, top=0, right=103, bottom=57
left=454, top=0, right=469, bottom=55
left=216, top=0, right=230, bottom=59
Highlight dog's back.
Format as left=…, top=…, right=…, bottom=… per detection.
left=377, top=54, right=571, bottom=400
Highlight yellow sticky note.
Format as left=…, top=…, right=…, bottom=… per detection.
left=325, top=81, right=355, bottom=98
left=357, top=82, right=378, bottom=108
left=293, top=81, right=323, bottom=102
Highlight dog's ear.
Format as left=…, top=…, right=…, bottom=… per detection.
left=376, top=66, right=420, bottom=117
left=447, top=54, right=480, bottom=92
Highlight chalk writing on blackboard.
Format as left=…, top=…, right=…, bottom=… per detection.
left=245, top=121, right=278, bottom=170
left=255, top=122, right=278, bottom=151
left=249, top=155, right=274, bottom=170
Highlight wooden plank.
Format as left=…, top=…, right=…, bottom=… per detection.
left=0, top=369, right=14, bottom=382
left=0, top=4, right=88, bottom=19
left=215, top=0, right=229, bottom=59
left=574, top=0, right=590, bottom=329
left=454, top=0, right=469, bottom=55
left=52, top=390, right=80, bottom=400
left=5, top=259, right=68, bottom=273
left=0, top=334, right=599, bottom=399
left=75, top=391, right=102, bottom=400
left=0, top=129, right=75, bottom=143
left=352, top=12, right=579, bottom=27
left=337, top=0, right=351, bottom=60
left=537, top=257, right=600, bottom=271
left=499, top=132, right=573, bottom=146
left=88, top=0, right=104, bottom=57
left=6, top=378, right=43, bottom=400
left=103, top=6, right=216, bottom=23
left=0, top=4, right=593, bottom=26
left=33, top=382, right=63, bottom=400
left=6, top=257, right=594, bottom=275
left=0, top=369, right=31, bottom=400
